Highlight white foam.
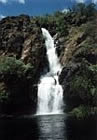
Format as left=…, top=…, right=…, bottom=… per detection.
left=36, top=28, right=63, bottom=115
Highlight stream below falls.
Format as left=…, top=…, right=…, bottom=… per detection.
left=0, top=114, right=96, bottom=140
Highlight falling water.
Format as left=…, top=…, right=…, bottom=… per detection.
left=36, top=28, right=63, bottom=115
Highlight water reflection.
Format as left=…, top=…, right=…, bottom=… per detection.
left=0, top=115, right=96, bottom=140
left=36, top=114, right=67, bottom=140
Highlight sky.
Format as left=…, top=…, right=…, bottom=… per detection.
left=0, top=0, right=96, bottom=19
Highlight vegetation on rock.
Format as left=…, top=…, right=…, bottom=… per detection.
left=0, top=56, right=37, bottom=114
left=59, top=3, right=97, bottom=118
left=0, top=3, right=97, bottom=117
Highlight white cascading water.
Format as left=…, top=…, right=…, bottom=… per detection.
left=36, top=28, right=63, bottom=115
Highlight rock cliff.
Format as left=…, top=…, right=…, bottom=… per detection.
left=0, top=3, right=97, bottom=117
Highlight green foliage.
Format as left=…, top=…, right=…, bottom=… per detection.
left=73, top=44, right=94, bottom=63
left=85, top=22, right=97, bottom=45
left=0, top=56, right=33, bottom=80
left=86, top=3, right=96, bottom=17
left=69, top=61, right=97, bottom=107
left=32, top=3, right=97, bottom=38
left=0, top=82, right=8, bottom=103
left=73, top=20, right=97, bottom=63
left=72, top=3, right=96, bottom=17
left=66, top=3, right=96, bottom=26
left=55, top=14, right=69, bottom=36
left=35, top=15, right=56, bottom=35
left=70, top=105, right=97, bottom=119
left=89, top=65, right=97, bottom=72
left=70, top=105, right=90, bottom=119
left=0, top=91, right=8, bottom=103
left=0, top=57, right=24, bottom=75
left=0, top=56, right=34, bottom=104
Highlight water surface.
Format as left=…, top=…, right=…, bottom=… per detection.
left=0, top=114, right=96, bottom=140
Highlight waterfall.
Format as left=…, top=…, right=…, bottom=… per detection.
left=36, top=28, right=63, bottom=115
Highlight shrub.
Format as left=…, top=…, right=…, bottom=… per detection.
left=70, top=61, right=97, bottom=106
left=70, top=105, right=90, bottom=119
left=0, top=56, right=34, bottom=104
left=0, top=56, right=33, bottom=80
